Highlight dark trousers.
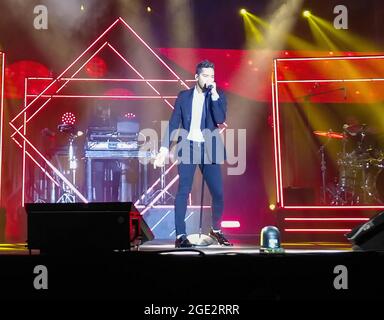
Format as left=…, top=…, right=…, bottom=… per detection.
left=175, top=142, right=224, bottom=236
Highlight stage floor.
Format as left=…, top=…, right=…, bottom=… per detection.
left=0, top=240, right=352, bottom=255
left=0, top=240, right=383, bottom=301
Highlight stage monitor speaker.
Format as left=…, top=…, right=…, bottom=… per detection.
left=346, top=211, right=384, bottom=251
left=26, top=202, right=153, bottom=253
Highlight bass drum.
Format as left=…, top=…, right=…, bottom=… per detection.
left=366, top=168, right=384, bottom=204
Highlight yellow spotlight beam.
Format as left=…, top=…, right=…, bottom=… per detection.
left=307, top=15, right=338, bottom=51
left=242, top=12, right=264, bottom=48
left=310, top=15, right=377, bottom=52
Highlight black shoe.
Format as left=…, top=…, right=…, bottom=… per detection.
left=175, top=235, right=194, bottom=248
left=209, top=229, right=233, bottom=246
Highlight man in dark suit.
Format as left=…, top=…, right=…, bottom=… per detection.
left=154, top=60, right=232, bottom=248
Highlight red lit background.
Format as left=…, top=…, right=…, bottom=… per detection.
left=1, top=0, right=384, bottom=243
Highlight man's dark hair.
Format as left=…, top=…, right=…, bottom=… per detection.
left=196, top=60, right=215, bottom=75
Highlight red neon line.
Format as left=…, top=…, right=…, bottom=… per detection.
left=29, top=78, right=195, bottom=82
left=285, top=229, right=352, bottom=232
left=271, top=67, right=280, bottom=205
left=22, top=78, right=27, bottom=207
left=10, top=123, right=88, bottom=203
left=0, top=53, right=4, bottom=204
left=276, top=55, right=384, bottom=62
left=284, top=218, right=370, bottom=221
left=25, top=150, right=60, bottom=188
left=274, top=59, right=284, bottom=206
left=283, top=205, right=384, bottom=209
left=278, top=78, right=384, bottom=84
left=25, top=95, right=178, bottom=99
left=11, top=17, right=120, bottom=123
left=136, top=205, right=211, bottom=209
left=119, top=17, right=190, bottom=90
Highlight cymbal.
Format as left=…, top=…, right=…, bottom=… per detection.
left=343, top=123, right=367, bottom=136
left=314, top=130, right=345, bottom=139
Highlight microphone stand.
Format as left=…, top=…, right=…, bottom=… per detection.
left=299, top=87, right=346, bottom=102
left=188, top=89, right=214, bottom=246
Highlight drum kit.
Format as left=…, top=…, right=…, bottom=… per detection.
left=315, top=123, right=384, bottom=205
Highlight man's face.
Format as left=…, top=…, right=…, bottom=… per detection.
left=196, top=67, right=214, bottom=91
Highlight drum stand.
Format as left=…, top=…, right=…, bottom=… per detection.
left=57, top=136, right=77, bottom=203
left=319, top=145, right=327, bottom=204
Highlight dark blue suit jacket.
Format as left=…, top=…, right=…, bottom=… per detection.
left=162, top=87, right=227, bottom=164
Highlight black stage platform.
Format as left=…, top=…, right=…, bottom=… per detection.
left=0, top=241, right=383, bottom=302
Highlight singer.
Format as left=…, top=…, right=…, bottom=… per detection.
left=154, top=60, right=232, bottom=248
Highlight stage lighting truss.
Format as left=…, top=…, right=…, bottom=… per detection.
left=272, top=54, right=384, bottom=210
left=9, top=17, right=225, bottom=209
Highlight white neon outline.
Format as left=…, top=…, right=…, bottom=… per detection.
left=278, top=78, right=384, bottom=84
left=285, top=229, right=351, bottom=232
left=9, top=17, right=226, bottom=210
left=118, top=17, right=190, bottom=90
left=276, top=55, right=384, bottom=62
left=22, top=78, right=27, bottom=207
left=284, top=218, right=370, bottom=221
left=107, top=43, right=177, bottom=109
left=134, top=161, right=178, bottom=206
left=273, top=59, right=284, bottom=206
left=283, top=205, right=384, bottom=209
left=25, top=150, right=60, bottom=188
left=139, top=175, right=179, bottom=216
left=273, top=54, right=384, bottom=209
left=135, top=205, right=211, bottom=209
left=271, top=66, right=280, bottom=204
left=221, top=221, right=241, bottom=228
left=25, top=95, right=178, bottom=99
left=11, top=41, right=110, bottom=138
left=29, top=78, right=196, bottom=82
left=10, top=123, right=88, bottom=203
left=10, top=18, right=121, bottom=123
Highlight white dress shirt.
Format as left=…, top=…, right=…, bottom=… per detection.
left=160, top=86, right=219, bottom=154
left=187, top=88, right=206, bottom=142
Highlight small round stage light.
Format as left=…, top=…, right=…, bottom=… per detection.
left=260, top=226, right=284, bottom=253
left=61, top=112, right=76, bottom=125
left=124, top=113, right=136, bottom=119
left=240, top=8, right=247, bottom=15
left=269, top=204, right=276, bottom=211
left=303, top=10, right=311, bottom=18
left=80, top=4, right=85, bottom=11
left=147, top=6, right=152, bottom=13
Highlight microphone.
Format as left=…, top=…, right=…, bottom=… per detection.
left=206, top=84, right=214, bottom=91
